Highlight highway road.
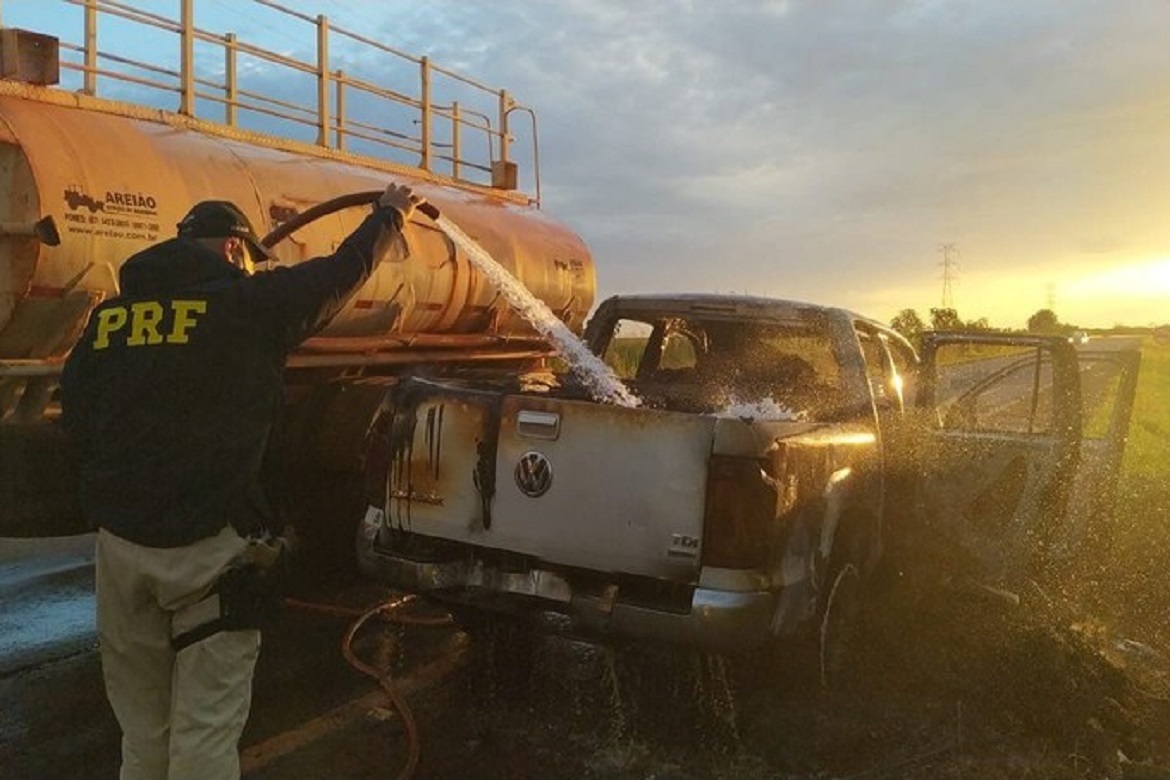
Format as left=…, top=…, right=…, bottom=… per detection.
left=0, top=537, right=736, bottom=780
left=926, top=334, right=1137, bottom=423
left=0, top=536, right=475, bottom=779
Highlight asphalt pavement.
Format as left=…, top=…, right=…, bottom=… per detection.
left=0, top=534, right=96, bottom=676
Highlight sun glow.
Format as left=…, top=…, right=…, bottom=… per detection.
left=1063, top=258, right=1170, bottom=298
left=1043, top=257, right=1170, bottom=327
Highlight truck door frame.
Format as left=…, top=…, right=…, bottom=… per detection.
left=915, top=332, right=1083, bottom=584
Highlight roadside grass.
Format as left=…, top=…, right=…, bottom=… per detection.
left=1118, top=339, right=1170, bottom=483
left=932, top=341, right=1034, bottom=365
left=1099, top=338, right=1170, bottom=654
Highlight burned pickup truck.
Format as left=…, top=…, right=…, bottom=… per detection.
left=355, top=294, right=1139, bottom=672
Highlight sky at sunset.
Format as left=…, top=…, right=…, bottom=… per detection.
left=5, top=0, right=1169, bottom=329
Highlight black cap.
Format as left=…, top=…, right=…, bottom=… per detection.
left=176, top=200, right=277, bottom=262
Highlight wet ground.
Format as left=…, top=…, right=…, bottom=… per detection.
left=0, top=535, right=95, bottom=675
left=3, top=536, right=1168, bottom=780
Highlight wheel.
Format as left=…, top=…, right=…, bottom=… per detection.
left=818, top=561, right=862, bottom=690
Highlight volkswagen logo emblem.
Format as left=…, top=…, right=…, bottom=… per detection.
left=514, top=451, right=553, bottom=497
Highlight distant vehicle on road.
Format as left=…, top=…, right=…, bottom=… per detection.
left=1072, top=330, right=1090, bottom=344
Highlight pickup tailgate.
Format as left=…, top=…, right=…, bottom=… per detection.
left=382, top=383, right=714, bottom=582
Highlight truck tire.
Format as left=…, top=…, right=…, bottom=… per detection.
left=818, top=561, right=861, bottom=690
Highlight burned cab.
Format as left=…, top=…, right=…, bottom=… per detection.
left=586, top=296, right=861, bottom=420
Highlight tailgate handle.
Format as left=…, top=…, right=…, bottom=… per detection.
left=517, top=410, right=560, bottom=440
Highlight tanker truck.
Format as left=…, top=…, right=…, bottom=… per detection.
left=0, top=4, right=595, bottom=561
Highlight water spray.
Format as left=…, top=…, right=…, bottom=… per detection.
left=262, top=190, right=640, bottom=408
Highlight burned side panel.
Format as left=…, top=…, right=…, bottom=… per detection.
left=759, top=426, right=882, bottom=636
left=371, top=378, right=501, bottom=537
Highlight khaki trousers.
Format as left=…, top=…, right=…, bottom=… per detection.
left=95, top=526, right=261, bottom=780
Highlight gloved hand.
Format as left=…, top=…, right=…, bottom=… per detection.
left=214, top=532, right=296, bottom=632
left=241, top=532, right=295, bottom=569
left=378, top=183, right=425, bottom=222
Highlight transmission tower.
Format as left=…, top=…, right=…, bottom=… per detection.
left=939, top=244, right=960, bottom=309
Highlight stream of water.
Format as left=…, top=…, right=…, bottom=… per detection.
left=433, top=215, right=640, bottom=408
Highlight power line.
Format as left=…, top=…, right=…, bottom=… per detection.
left=938, top=243, right=960, bottom=309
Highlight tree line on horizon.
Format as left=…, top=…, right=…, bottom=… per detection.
left=886, top=306, right=1142, bottom=346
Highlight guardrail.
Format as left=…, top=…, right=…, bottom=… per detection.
left=2, top=0, right=540, bottom=204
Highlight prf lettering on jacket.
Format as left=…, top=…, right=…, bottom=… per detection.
left=92, top=300, right=208, bottom=350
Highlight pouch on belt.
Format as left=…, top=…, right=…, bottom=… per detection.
left=170, top=536, right=292, bottom=651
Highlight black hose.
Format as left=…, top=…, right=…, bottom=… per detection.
left=260, top=190, right=440, bottom=250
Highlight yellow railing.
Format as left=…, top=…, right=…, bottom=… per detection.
left=10, top=0, right=541, bottom=204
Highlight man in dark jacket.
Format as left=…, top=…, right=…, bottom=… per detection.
left=60, top=183, right=423, bottom=780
